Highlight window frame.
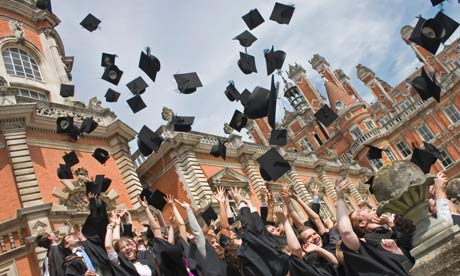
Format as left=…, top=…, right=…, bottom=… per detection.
left=439, top=150, right=454, bottom=169
left=443, top=105, right=460, bottom=125
left=2, top=47, right=42, bottom=81
left=395, top=141, right=412, bottom=158
left=417, top=124, right=435, bottom=142
left=350, top=126, right=363, bottom=139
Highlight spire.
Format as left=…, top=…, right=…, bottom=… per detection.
left=323, top=78, right=356, bottom=112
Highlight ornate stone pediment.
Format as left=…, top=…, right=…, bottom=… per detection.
left=208, top=167, right=249, bottom=189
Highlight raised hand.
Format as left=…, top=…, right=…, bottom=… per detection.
left=109, top=210, right=120, bottom=225
left=169, top=214, right=176, bottom=224
left=372, top=213, right=394, bottom=227
left=274, top=205, right=287, bottom=223
left=138, top=195, right=149, bottom=209
left=335, top=178, right=348, bottom=199
left=282, top=182, right=290, bottom=192
left=381, top=239, right=403, bottom=255
left=311, top=183, right=319, bottom=198
left=174, top=199, right=191, bottom=209
left=434, top=171, right=448, bottom=192
left=87, top=192, right=96, bottom=199
left=305, top=243, right=320, bottom=254
left=164, top=194, right=175, bottom=205
left=213, top=186, right=227, bottom=203
left=230, top=187, right=243, bottom=204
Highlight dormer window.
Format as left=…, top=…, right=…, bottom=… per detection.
left=335, top=101, right=344, bottom=110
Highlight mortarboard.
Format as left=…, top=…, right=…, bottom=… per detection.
left=314, top=105, right=339, bottom=127
left=242, top=9, right=265, bottom=30
left=101, top=53, right=116, bottom=67
left=269, top=2, right=295, bottom=25
left=237, top=52, right=257, bottom=75
left=137, top=125, right=164, bottom=156
left=229, top=110, right=248, bottom=132
left=80, top=14, right=101, bottom=32
left=101, top=65, right=123, bottom=86
left=257, top=148, right=291, bottom=181
left=243, top=86, right=271, bottom=119
left=201, top=206, right=218, bottom=226
left=36, top=0, right=52, bottom=12
left=411, top=68, right=441, bottom=102
left=56, top=116, right=80, bottom=140
left=174, top=72, right=203, bottom=94
left=92, top=148, right=110, bottom=164
left=104, top=88, right=120, bottom=102
left=171, top=116, right=194, bottom=132
left=366, top=145, right=385, bottom=160
left=126, top=95, right=147, bottom=113
left=63, top=151, right=79, bottom=167
left=60, top=84, right=74, bottom=98
left=269, top=128, right=287, bottom=146
left=57, top=164, right=73, bottom=179
left=264, top=46, right=286, bottom=76
left=239, top=89, right=251, bottom=106
left=410, top=147, right=438, bottom=174
left=86, top=175, right=111, bottom=195
left=433, top=11, right=459, bottom=43
left=225, top=81, right=240, bottom=102
left=234, top=30, right=257, bottom=48
left=210, top=140, right=226, bottom=160
left=431, top=0, right=445, bottom=6
left=140, top=188, right=167, bottom=210
left=423, top=141, right=441, bottom=159
left=80, top=117, right=98, bottom=134
left=267, top=75, right=277, bottom=128
left=365, top=176, right=375, bottom=194
left=127, top=77, right=148, bottom=95
left=139, top=48, right=161, bottom=82
left=409, top=17, right=441, bottom=55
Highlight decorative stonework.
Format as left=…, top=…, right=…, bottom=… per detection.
left=35, top=102, right=116, bottom=126
left=9, top=20, right=24, bottom=44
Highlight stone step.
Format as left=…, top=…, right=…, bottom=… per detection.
left=14, top=168, right=35, bottom=176
left=12, top=161, right=33, bottom=170
left=9, top=149, right=30, bottom=158
left=17, top=180, right=39, bottom=189
left=5, top=138, right=27, bottom=146
left=16, top=174, right=36, bottom=183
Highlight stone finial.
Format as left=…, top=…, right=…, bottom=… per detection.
left=161, top=106, right=174, bottom=122
left=287, top=63, right=306, bottom=80
left=356, top=64, right=375, bottom=82
left=376, top=77, right=393, bottom=90
left=223, top=123, right=234, bottom=135
left=334, top=69, right=349, bottom=80
left=400, top=25, right=414, bottom=41
left=309, top=54, right=330, bottom=73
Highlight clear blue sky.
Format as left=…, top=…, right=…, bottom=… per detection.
left=52, top=0, right=460, bottom=149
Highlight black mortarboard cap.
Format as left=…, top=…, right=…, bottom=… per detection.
left=242, top=9, right=265, bottom=30
left=57, top=164, right=73, bottom=179
left=229, top=110, right=248, bottom=132
left=409, top=17, right=441, bottom=55
left=234, top=30, right=257, bottom=48
left=60, top=84, right=74, bottom=98
left=140, top=189, right=167, bottom=210
left=225, top=81, right=240, bottom=102
left=365, top=176, right=375, bottom=194
left=101, top=53, right=116, bottom=67
left=101, top=65, right=123, bottom=85
left=104, top=88, right=120, bottom=102
left=264, top=46, right=286, bottom=76
left=411, top=68, right=441, bottom=102
left=257, top=148, right=291, bottom=181
left=36, top=0, right=52, bottom=12
left=87, top=175, right=111, bottom=195
left=174, top=72, right=203, bottom=94
left=434, top=11, right=459, bottom=44
left=137, top=125, right=164, bottom=156
left=431, top=0, right=445, bottom=6
left=80, top=14, right=101, bottom=32
left=366, top=145, right=385, bottom=160
left=80, top=117, right=98, bottom=134
left=240, top=89, right=251, bottom=106
left=410, top=147, right=438, bottom=174
left=63, top=151, right=79, bottom=167
left=314, top=105, right=339, bottom=127
left=126, top=95, right=147, bottom=113
left=269, top=128, right=287, bottom=146
left=267, top=75, right=277, bottom=128
left=139, top=49, right=161, bottom=82
left=171, top=116, right=194, bottom=132
left=238, top=52, right=257, bottom=75
left=56, top=116, right=74, bottom=134
left=127, top=76, right=148, bottom=95
left=244, top=86, right=271, bottom=119
left=423, top=141, right=442, bottom=159
left=201, top=206, right=218, bottom=226
left=92, top=148, right=110, bottom=164
left=270, top=2, right=295, bottom=25
left=210, top=140, right=226, bottom=160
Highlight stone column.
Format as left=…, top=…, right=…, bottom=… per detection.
left=110, top=136, right=143, bottom=209
left=240, top=154, right=268, bottom=198
left=287, top=169, right=312, bottom=203
left=46, top=31, right=70, bottom=83
left=174, top=145, right=213, bottom=211
left=340, top=171, right=363, bottom=205
left=316, top=166, right=337, bottom=202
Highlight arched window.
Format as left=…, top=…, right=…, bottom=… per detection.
left=2, top=48, right=42, bottom=81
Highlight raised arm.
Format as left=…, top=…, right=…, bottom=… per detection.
left=105, top=211, right=119, bottom=254
left=138, top=196, right=163, bottom=239
left=214, top=187, right=232, bottom=237
left=168, top=214, right=176, bottom=244
left=175, top=199, right=206, bottom=257
left=281, top=183, right=304, bottom=229
left=275, top=205, right=302, bottom=258
left=120, top=210, right=134, bottom=238
left=165, top=194, right=187, bottom=241
left=290, top=190, right=328, bottom=235
left=434, top=171, right=453, bottom=224
left=335, top=179, right=360, bottom=251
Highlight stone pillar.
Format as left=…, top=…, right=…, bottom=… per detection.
left=316, top=166, right=337, bottom=202
left=287, top=169, right=312, bottom=203
left=240, top=154, right=268, bottom=198
left=340, top=171, right=363, bottom=205
left=174, top=145, right=213, bottom=211
left=46, top=31, right=70, bottom=83
left=110, top=136, right=143, bottom=209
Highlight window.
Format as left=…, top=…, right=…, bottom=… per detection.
left=335, top=101, right=344, bottom=110
left=350, top=126, right=363, bottom=139
left=313, top=133, right=323, bottom=146
left=396, top=141, right=412, bottom=158
left=300, top=137, right=314, bottom=152
left=398, top=99, right=411, bottom=111
left=439, top=150, right=454, bottom=169
left=444, top=105, right=460, bottom=124
left=364, top=120, right=375, bottom=131
left=384, top=149, right=397, bottom=161
left=370, top=158, right=383, bottom=170
left=16, top=88, right=48, bottom=101
left=2, top=48, right=42, bottom=81
left=418, top=124, right=434, bottom=141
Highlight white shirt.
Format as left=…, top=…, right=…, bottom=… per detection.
left=108, top=251, right=152, bottom=276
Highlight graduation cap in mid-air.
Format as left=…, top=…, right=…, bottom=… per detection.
left=92, top=148, right=110, bottom=164
left=104, top=88, right=120, bottom=102
left=229, top=110, right=248, bottom=132
left=171, top=116, right=195, bottom=132
left=244, top=76, right=277, bottom=124
left=36, top=0, right=52, bottom=12
left=411, top=67, right=441, bottom=102
left=56, top=116, right=80, bottom=141
left=139, top=47, right=161, bottom=82
left=314, top=105, right=339, bottom=127
left=126, top=95, right=147, bottom=113
left=238, top=52, right=257, bottom=75
left=137, top=125, right=164, bottom=156
left=257, top=148, right=291, bottom=181
left=80, top=13, right=101, bottom=32
left=210, top=140, right=227, bottom=160
left=365, top=176, right=375, bottom=194
left=174, top=72, right=203, bottom=94
left=264, top=46, right=286, bottom=75
left=140, top=188, right=167, bottom=210
left=101, top=53, right=116, bottom=67
left=269, top=128, right=287, bottom=146
left=242, top=9, right=265, bottom=30
left=127, top=76, right=148, bottom=95
left=366, top=145, right=386, bottom=160
left=57, top=164, right=73, bottom=179
left=269, top=2, right=295, bottom=25
left=234, top=30, right=257, bottom=48
left=85, top=175, right=111, bottom=195
left=201, top=206, right=218, bottom=226
left=410, top=147, right=438, bottom=174
left=431, top=0, right=446, bottom=6
left=63, top=151, right=79, bottom=168
left=60, top=84, right=74, bottom=98
left=101, top=65, right=123, bottom=85
left=225, top=81, right=240, bottom=102
left=80, top=117, right=98, bottom=134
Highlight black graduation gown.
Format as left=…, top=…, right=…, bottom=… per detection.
left=48, top=244, right=65, bottom=276
left=178, top=238, right=198, bottom=274
left=62, top=256, right=88, bottom=276
left=82, top=198, right=109, bottom=244
left=341, top=240, right=413, bottom=276
left=289, top=255, right=338, bottom=276
left=191, top=240, right=227, bottom=276
left=152, top=238, right=188, bottom=276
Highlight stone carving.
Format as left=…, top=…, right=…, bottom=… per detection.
left=161, top=106, right=174, bottom=122
left=0, top=76, right=8, bottom=89
left=88, top=97, right=108, bottom=112
left=10, top=21, right=24, bottom=44
left=223, top=123, right=233, bottom=135
left=35, top=102, right=115, bottom=126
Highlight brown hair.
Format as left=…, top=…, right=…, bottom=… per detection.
left=224, top=239, right=241, bottom=272
left=335, top=240, right=345, bottom=265
left=348, top=212, right=368, bottom=238
left=35, top=233, right=51, bottom=249
left=114, top=237, right=136, bottom=253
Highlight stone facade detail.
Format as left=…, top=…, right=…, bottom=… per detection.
left=287, top=170, right=313, bottom=203
left=240, top=154, right=268, bottom=198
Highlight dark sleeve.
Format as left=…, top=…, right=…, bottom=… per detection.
left=260, top=206, right=268, bottom=222
left=312, top=202, right=321, bottom=215
left=82, top=198, right=109, bottom=243
left=49, top=245, right=65, bottom=276
left=238, top=207, right=265, bottom=235
left=324, top=227, right=341, bottom=255
left=121, top=224, right=134, bottom=238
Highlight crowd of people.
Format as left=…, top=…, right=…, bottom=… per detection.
left=36, top=171, right=459, bottom=276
